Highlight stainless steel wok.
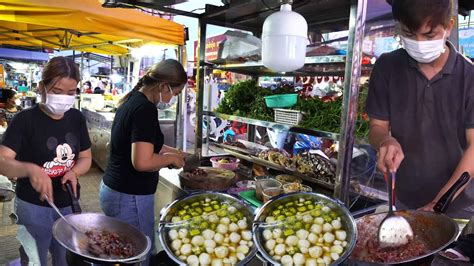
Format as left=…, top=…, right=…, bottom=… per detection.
left=350, top=172, right=470, bottom=265
left=51, top=183, right=151, bottom=264
left=52, top=213, right=151, bottom=264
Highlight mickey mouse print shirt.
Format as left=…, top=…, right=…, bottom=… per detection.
left=1, top=105, right=91, bottom=207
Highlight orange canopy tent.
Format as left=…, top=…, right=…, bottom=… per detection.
left=0, top=0, right=185, bottom=55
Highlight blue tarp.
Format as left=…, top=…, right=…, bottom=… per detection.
left=0, top=47, right=49, bottom=62
left=460, top=28, right=474, bottom=59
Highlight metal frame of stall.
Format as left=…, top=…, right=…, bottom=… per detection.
left=145, top=0, right=470, bottom=206
left=191, top=0, right=368, bottom=205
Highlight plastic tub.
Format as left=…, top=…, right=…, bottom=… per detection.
left=210, top=156, right=240, bottom=171
left=262, top=187, right=282, bottom=203
left=264, top=94, right=298, bottom=108
left=282, top=182, right=312, bottom=194
left=254, top=176, right=282, bottom=201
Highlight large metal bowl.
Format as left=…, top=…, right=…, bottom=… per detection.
left=253, top=192, right=357, bottom=265
left=158, top=192, right=257, bottom=265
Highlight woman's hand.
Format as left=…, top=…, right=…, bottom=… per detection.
left=26, top=163, right=53, bottom=201
left=61, top=170, right=78, bottom=197
left=166, top=153, right=185, bottom=169
left=377, top=136, right=405, bottom=173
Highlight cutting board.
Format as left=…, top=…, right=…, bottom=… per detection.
left=239, top=189, right=262, bottom=208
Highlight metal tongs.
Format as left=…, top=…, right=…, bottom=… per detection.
left=45, top=182, right=86, bottom=236
left=378, top=171, right=414, bottom=249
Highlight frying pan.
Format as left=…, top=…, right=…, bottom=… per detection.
left=349, top=172, right=470, bottom=265
left=52, top=183, right=151, bottom=264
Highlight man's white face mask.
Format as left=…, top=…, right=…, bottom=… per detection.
left=400, top=31, right=447, bottom=64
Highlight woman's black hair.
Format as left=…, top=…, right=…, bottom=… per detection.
left=118, top=59, right=187, bottom=106
left=0, top=89, right=16, bottom=103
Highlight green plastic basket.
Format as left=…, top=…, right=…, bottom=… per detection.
left=264, top=93, right=298, bottom=108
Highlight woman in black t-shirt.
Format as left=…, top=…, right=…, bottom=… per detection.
left=100, top=59, right=186, bottom=265
left=0, top=57, right=92, bottom=265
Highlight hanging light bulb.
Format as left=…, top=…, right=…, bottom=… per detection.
left=262, top=0, right=308, bottom=72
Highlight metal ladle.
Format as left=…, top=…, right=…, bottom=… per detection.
left=378, top=171, right=414, bottom=248
left=45, top=195, right=86, bottom=236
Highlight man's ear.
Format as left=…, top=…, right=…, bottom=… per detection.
left=446, top=18, right=455, bottom=38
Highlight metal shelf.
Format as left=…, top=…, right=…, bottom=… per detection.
left=204, top=111, right=340, bottom=139
left=210, top=143, right=335, bottom=190
left=213, top=55, right=347, bottom=76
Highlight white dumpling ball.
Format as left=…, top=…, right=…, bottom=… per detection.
left=298, top=239, right=310, bottom=249
left=171, top=239, right=182, bottom=251
left=180, top=243, right=192, bottom=256
left=308, top=233, right=318, bottom=244
left=186, top=254, right=199, bottom=265
left=241, top=230, right=252, bottom=241
left=331, top=219, right=342, bottom=230
left=285, top=235, right=299, bottom=247
left=273, top=228, right=283, bottom=239
left=199, top=253, right=212, bottom=265
left=204, top=239, right=217, bottom=249
left=202, top=229, right=216, bottom=240
left=238, top=218, right=248, bottom=230
left=217, top=224, right=228, bottom=235
left=265, top=239, right=276, bottom=251
left=178, top=228, right=188, bottom=239
left=281, top=254, right=294, bottom=265
left=303, top=214, right=313, bottom=224
left=214, top=246, right=229, bottom=259
left=293, top=253, right=305, bottom=265
left=220, top=217, right=230, bottom=225
left=236, top=245, right=250, bottom=255
left=263, top=229, right=272, bottom=240
left=211, top=258, right=223, bottom=266
left=168, top=229, right=179, bottom=240
left=336, top=230, right=347, bottom=241
left=191, top=235, right=205, bottom=246
left=305, top=258, right=317, bottom=266
left=214, top=233, right=224, bottom=244
left=229, top=232, right=241, bottom=244
left=229, top=223, right=239, bottom=232
left=275, top=244, right=286, bottom=256
left=296, top=229, right=309, bottom=240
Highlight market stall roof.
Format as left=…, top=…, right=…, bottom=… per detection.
left=131, top=0, right=474, bottom=34
left=0, top=0, right=185, bottom=55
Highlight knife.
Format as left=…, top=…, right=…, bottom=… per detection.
left=183, top=153, right=201, bottom=172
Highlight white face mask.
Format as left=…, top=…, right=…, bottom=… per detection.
left=400, top=32, right=446, bottom=63
left=45, top=94, right=75, bottom=115
left=156, top=84, right=178, bottom=110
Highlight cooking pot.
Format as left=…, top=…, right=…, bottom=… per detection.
left=253, top=192, right=358, bottom=265
left=158, top=192, right=257, bottom=265
left=52, top=183, right=151, bottom=264
left=349, top=172, right=470, bottom=265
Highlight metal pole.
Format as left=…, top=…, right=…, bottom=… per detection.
left=333, top=0, right=368, bottom=205
left=79, top=52, right=84, bottom=109
left=176, top=45, right=186, bottom=150
left=450, top=0, right=459, bottom=48
left=195, top=19, right=207, bottom=155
